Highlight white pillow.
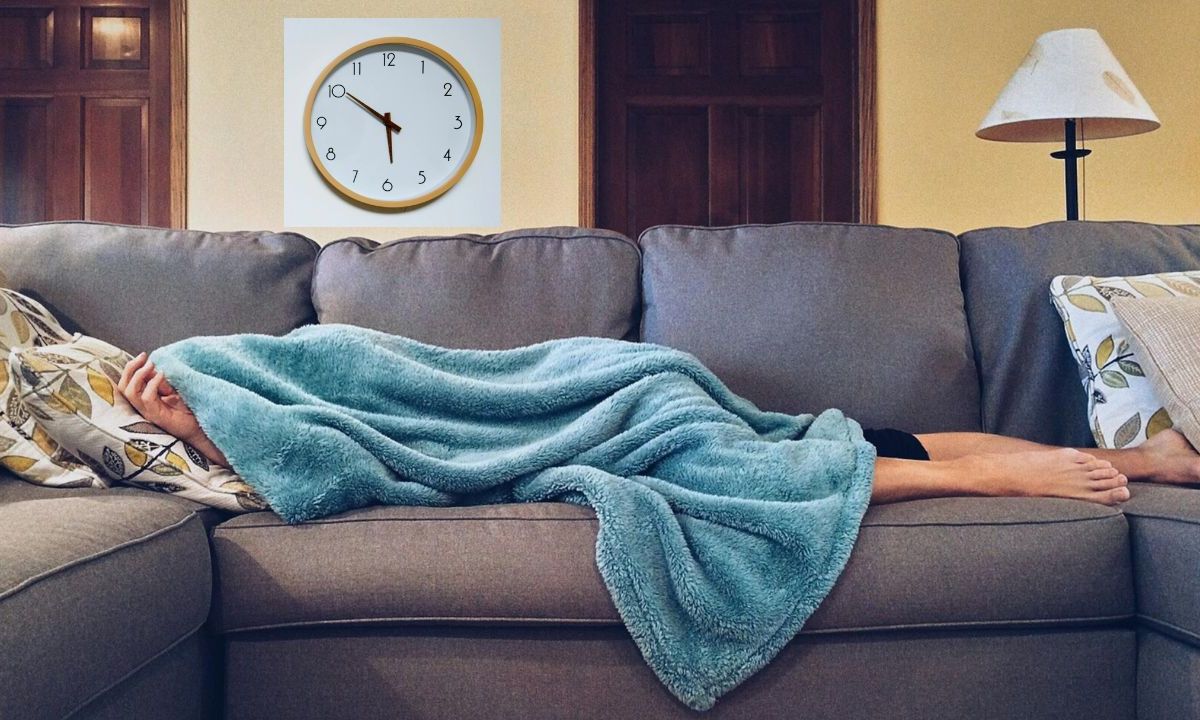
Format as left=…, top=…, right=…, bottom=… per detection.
left=11, top=335, right=266, bottom=512
left=1050, top=270, right=1200, bottom=448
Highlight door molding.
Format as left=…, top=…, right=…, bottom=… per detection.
left=170, top=0, right=187, bottom=228
left=577, top=0, right=877, bottom=227
left=578, top=0, right=598, bottom=227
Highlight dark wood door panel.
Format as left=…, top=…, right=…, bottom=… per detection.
left=83, top=97, right=148, bottom=224
left=740, top=106, right=821, bottom=223
left=0, top=97, right=51, bottom=222
left=627, top=12, right=711, bottom=76
left=0, top=7, right=54, bottom=69
left=627, top=105, right=711, bottom=233
left=592, top=0, right=862, bottom=238
left=738, top=11, right=821, bottom=76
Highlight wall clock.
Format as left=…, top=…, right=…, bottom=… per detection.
left=303, top=37, right=484, bottom=209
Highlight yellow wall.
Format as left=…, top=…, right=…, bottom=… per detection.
left=189, top=1, right=1199, bottom=239
left=187, top=1, right=578, bottom=243
left=876, top=0, right=1200, bottom=232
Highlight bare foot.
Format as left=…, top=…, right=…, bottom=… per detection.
left=955, top=448, right=1130, bottom=505
left=1135, top=429, right=1200, bottom=486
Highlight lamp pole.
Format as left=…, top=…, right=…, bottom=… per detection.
left=1050, top=118, right=1092, bottom=221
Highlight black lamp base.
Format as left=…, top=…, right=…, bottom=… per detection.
left=1049, top=118, right=1092, bottom=221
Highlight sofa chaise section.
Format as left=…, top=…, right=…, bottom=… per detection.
left=1122, top=483, right=1200, bottom=720
left=0, top=477, right=214, bottom=720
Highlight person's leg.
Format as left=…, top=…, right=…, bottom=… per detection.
left=872, top=450, right=1131, bottom=505
left=916, top=429, right=1200, bottom=486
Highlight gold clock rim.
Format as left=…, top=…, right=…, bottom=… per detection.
left=303, top=36, right=486, bottom=210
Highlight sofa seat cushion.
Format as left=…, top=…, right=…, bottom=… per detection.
left=210, top=496, right=1132, bottom=635
left=0, top=492, right=211, bottom=719
left=311, top=228, right=641, bottom=349
left=1123, top=483, right=1200, bottom=644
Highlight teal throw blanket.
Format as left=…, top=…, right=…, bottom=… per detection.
left=151, top=325, right=875, bottom=710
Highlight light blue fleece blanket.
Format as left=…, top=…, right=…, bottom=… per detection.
left=151, top=324, right=875, bottom=710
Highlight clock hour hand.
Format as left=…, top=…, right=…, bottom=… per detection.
left=345, top=91, right=402, bottom=134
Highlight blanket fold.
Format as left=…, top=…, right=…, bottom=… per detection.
left=151, top=324, right=874, bottom=710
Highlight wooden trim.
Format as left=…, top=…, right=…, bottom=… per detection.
left=855, top=0, right=877, bottom=224
left=169, top=0, right=186, bottom=228
left=578, top=0, right=597, bottom=227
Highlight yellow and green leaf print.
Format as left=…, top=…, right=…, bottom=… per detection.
left=1050, top=270, right=1200, bottom=448
left=12, top=336, right=266, bottom=512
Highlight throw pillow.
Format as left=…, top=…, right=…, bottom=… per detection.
left=11, top=335, right=267, bottom=512
left=0, top=287, right=103, bottom=487
left=1050, top=270, right=1200, bottom=448
left=1111, top=295, right=1200, bottom=451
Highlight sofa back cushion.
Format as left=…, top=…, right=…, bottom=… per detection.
left=312, top=228, right=640, bottom=349
left=0, top=222, right=319, bottom=352
left=959, top=221, right=1200, bottom=446
left=640, top=223, right=981, bottom=432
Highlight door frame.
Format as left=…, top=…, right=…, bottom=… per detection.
left=577, top=0, right=877, bottom=226
left=169, top=0, right=187, bottom=228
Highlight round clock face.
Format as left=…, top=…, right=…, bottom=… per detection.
left=304, top=37, right=483, bottom=209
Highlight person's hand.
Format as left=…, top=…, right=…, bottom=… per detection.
left=117, top=352, right=203, bottom=442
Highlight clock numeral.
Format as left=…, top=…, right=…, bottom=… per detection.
left=325, top=147, right=336, bottom=161
left=382, top=179, right=393, bottom=192
left=351, top=61, right=362, bottom=76
left=420, top=59, right=425, bottom=74
left=352, top=169, right=358, bottom=183
left=417, top=170, right=427, bottom=185
left=328, top=83, right=346, bottom=98
left=316, top=116, right=327, bottom=129
left=383, top=52, right=396, bottom=67
left=443, top=149, right=451, bottom=161
left=443, top=82, right=453, bottom=97
left=453, top=115, right=462, bottom=129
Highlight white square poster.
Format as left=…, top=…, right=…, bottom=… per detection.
left=283, top=18, right=501, bottom=227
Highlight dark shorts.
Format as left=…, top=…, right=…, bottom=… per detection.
left=862, top=428, right=930, bottom=461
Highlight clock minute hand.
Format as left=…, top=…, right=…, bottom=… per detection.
left=385, top=111, right=394, bottom=164
left=345, top=92, right=402, bottom=134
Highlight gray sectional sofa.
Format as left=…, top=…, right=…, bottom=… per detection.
left=0, top=220, right=1197, bottom=720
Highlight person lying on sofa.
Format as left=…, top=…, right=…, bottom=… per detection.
left=91, top=325, right=1200, bottom=710
left=117, top=340, right=1200, bottom=509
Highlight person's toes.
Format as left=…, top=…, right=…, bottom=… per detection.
left=1083, top=459, right=1114, bottom=472
left=1087, top=466, right=1120, bottom=481
left=1106, top=486, right=1131, bottom=504
left=1090, top=472, right=1127, bottom=489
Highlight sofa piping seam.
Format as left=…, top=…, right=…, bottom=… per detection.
left=1135, top=614, right=1200, bottom=646
left=1124, top=510, right=1200, bottom=528
left=213, top=512, right=1119, bottom=532
left=0, top=511, right=198, bottom=602
left=215, top=611, right=1136, bottom=637
left=61, top=623, right=206, bottom=720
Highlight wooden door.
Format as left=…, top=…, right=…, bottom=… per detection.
left=0, top=0, right=185, bottom=227
left=583, top=0, right=873, bottom=239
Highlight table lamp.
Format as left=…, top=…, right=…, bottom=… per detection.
left=977, top=28, right=1160, bottom=220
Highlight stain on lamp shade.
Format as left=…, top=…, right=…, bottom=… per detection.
left=977, top=28, right=1159, bottom=143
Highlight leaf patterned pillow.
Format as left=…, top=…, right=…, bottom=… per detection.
left=1050, top=270, right=1200, bottom=448
left=0, top=287, right=104, bottom=487
left=10, top=335, right=267, bottom=512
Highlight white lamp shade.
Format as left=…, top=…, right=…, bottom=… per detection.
left=977, top=28, right=1160, bottom=142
